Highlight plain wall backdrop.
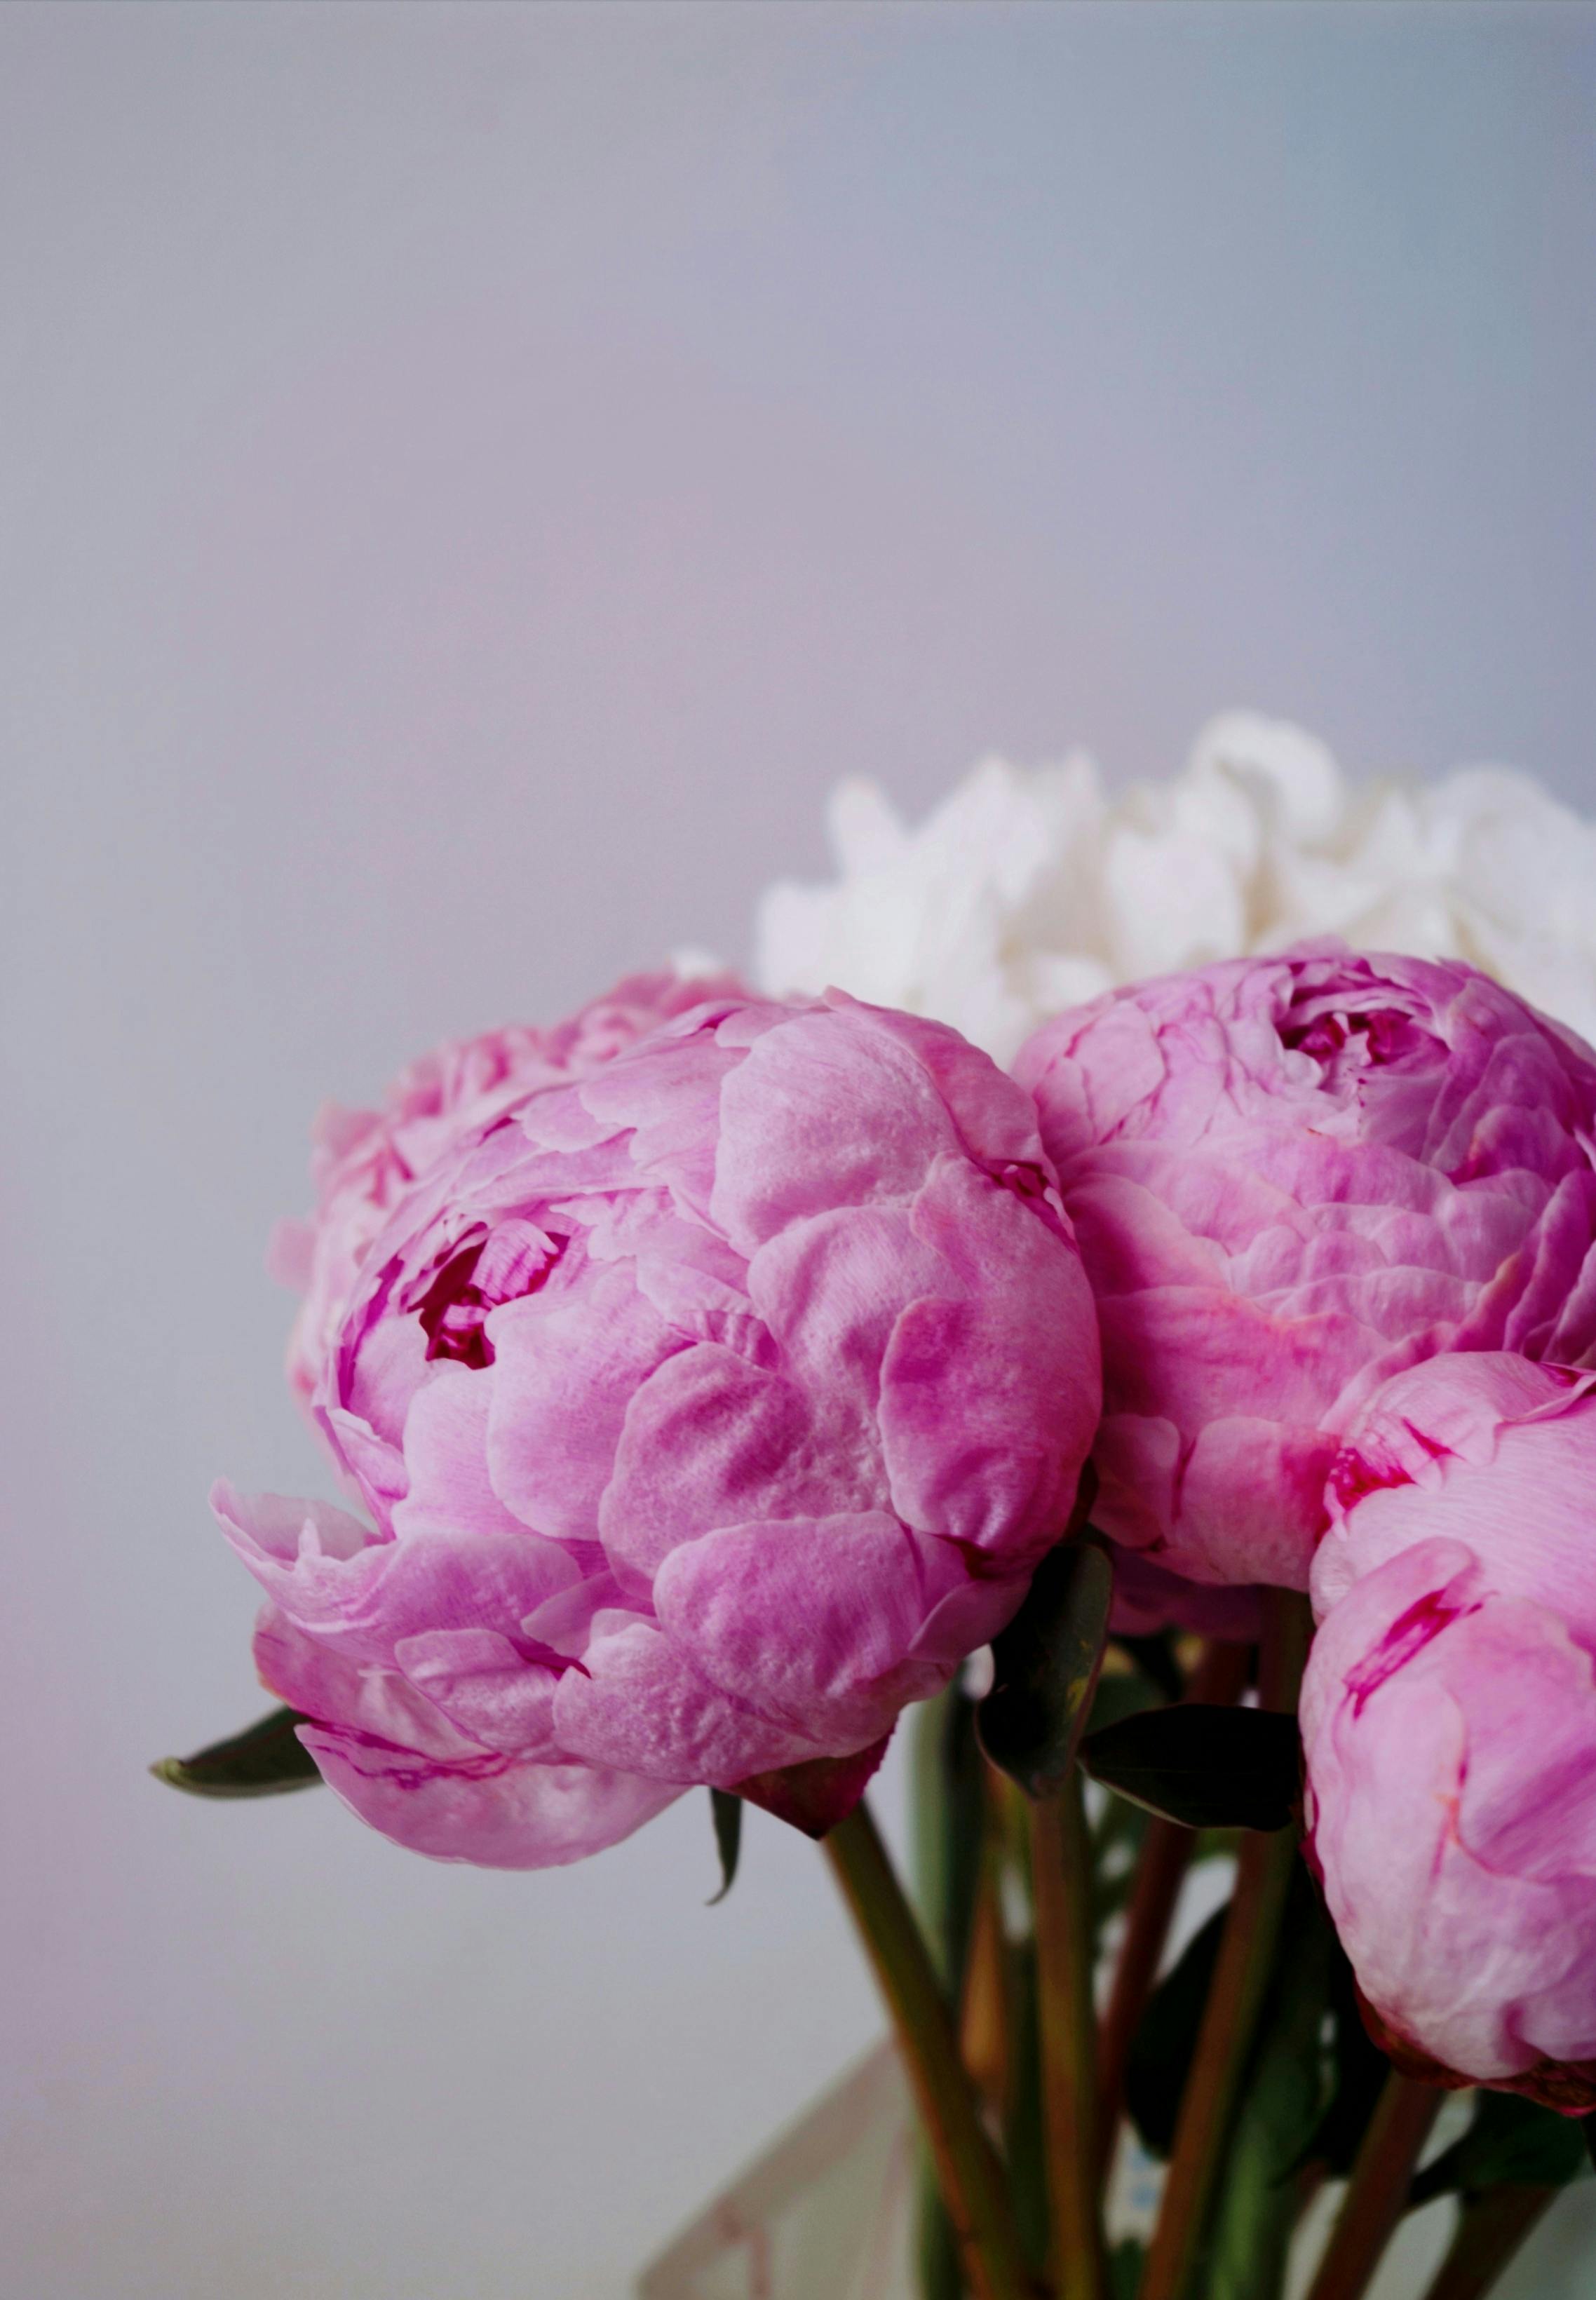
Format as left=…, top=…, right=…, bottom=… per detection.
left=3, top=5, right=1595, bottom=2296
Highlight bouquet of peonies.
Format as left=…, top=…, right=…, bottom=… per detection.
left=158, top=717, right=1596, bottom=2300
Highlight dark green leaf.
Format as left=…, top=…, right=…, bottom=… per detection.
left=1080, top=1704, right=1299, bottom=1832
left=1126, top=1905, right=1228, bottom=2158
left=1411, top=2090, right=1590, bottom=2205
left=706, top=1788, right=743, bottom=1905
left=150, top=1706, right=321, bottom=1799
left=977, top=1538, right=1114, bottom=1798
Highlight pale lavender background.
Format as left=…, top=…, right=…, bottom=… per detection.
left=3, top=6, right=1595, bottom=2296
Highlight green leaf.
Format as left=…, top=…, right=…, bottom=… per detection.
left=1410, top=2089, right=1590, bottom=2205
left=1080, top=1704, right=1299, bottom=1832
left=909, top=1686, right=989, bottom=2295
left=705, top=1788, right=743, bottom=1905
left=1126, top=1904, right=1228, bottom=2158
left=977, top=1537, right=1114, bottom=1798
left=150, top=1706, right=322, bottom=1798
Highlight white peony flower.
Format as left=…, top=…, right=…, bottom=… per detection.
left=755, top=712, right=1596, bottom=1063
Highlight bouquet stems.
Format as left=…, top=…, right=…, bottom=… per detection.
left=825, top=1799, right=1038, bottom=2300
left=1303, top=2071, right=1442, bottom=2300
left=1136, top=1818, right=1299, bottom=2300
left=1137, top=1596, right=1310, bottom=2300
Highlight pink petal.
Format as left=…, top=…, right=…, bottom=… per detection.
left=652, top=1512, right=942, bottom=1743
left=551, top=1619, right=816, bottom=1785
left=709, top=1008, right=956, bottom=1253
left=302, top=1728, right=680, bottom=1869
left=879, top=1159, right=1100, bottom=1556
left=598, top=1344, right=846, bottom=1583
left=392, top=1365, right=543, bottom=1543
left=216, top=1482, right=579, bottom=1665
left=392, top=1628, right=562, bottom=1757
left=257, top=1611, right=676, bottom=1868
left=745, top=1200, right=947, bottom=1430
left=485, top=1267, right=686, bottom=1541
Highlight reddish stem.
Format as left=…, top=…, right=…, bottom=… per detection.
left=1420, top=2184, right=1560, bottom=2300
left=1304, top=2071, right=1442, bottom=2300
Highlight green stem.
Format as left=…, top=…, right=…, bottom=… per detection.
left=1419, top=2185, right=1560, bottom=2300
left=825, top=1800, right=1037, bottom=2300
left=1137, top=1822, right=1299, bottom=2300
left=1032, top=1771, right=1108, bottom=2300
left=1202, top=1875, right=1332, bottom=2300
left=1137, top=1594, right=1311, bottom=2300
left=912, top=1689, right=987, bottom=2298
left=1303, top=2071, right=1442, bottom=2300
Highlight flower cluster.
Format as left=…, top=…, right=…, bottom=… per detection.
left=205, top=716, right=1596, bottom=2133
left=1011, top=949, right=1596, bottom=2106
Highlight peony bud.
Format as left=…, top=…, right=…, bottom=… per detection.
left=1015, top=947, right=1596, bottom=1591
left=1303, top=1353, right=1596, bottom=2110
left=219, top=992, right=1102, bottom=1867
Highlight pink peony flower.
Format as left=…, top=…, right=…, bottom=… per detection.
left=219, top=991, right=1102, bottom=1868
left=1302, top=1353, right=1596, bottom=2111
left=1014, top=947, right=1596, bottom=1592
left=271, top=970, right=748, bottom=1414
